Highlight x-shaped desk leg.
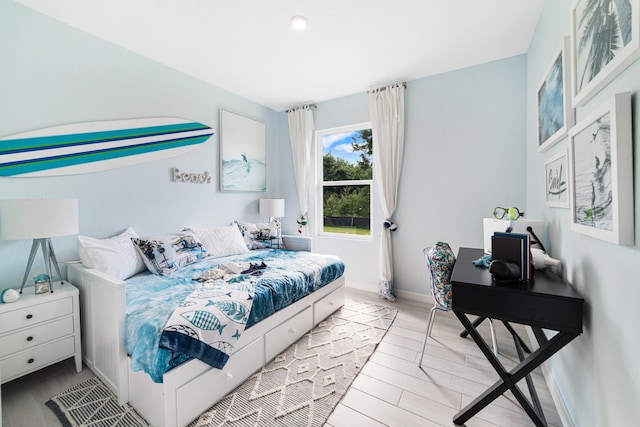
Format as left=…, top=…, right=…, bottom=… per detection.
left=453, top=311, right=578, bottom=427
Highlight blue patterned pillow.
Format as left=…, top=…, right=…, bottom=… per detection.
left=234, top=221, right=282, bottom=250
left=132, top=231, right=207, bottom=276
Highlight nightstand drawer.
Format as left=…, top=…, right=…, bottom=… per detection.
left=0, top=316, right=74, bottom=358
left=0, top=297, right=73, bottom=334
left=1, top=336, right=75, bottom=382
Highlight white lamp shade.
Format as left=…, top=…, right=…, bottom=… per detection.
left=259, top=198, right=285, bottom=219
left=0, top=199, right=79, bottom=240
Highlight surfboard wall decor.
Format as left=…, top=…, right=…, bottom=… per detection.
left=0, top=117, right=214, bottom=177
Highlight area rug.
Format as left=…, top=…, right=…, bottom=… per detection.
left=45, top=376, right=147, bottom=427
left=46, top=299, right=397, bottom=427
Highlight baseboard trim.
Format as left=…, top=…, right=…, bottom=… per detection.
left=524, top=327, right=574, bottom=427
left=345, top=281, right=431, bottom=304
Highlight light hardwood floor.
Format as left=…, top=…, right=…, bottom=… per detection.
left=1, top=287, right=562, bottom=427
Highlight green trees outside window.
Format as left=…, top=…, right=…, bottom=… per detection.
left=321, top=127, right=372, bottom=236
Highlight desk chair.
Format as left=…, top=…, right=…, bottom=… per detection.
left=419, top=243, right=499, bottom=374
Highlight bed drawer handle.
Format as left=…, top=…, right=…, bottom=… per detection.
left=328, top=301, right=335, bottom=306
left=289, top=328, right=297, bottom=334
left=28, top=358, right=35, bottom=364
left=225, top=373, right=233, bottom=381
left=26, top=314, right=33, bottom=320
left=26, top=336, right=34, bottom=342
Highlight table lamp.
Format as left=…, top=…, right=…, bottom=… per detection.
left=0, top=199, right=79, bottom=293
left=259, top=198, right=284, bottom=249
left=259, top=198, right=285, bottom=223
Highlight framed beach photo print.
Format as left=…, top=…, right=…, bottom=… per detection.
left=219, top=109, right=266, bottom=192
left=571, top=0, right=640, bottom=107
left=544, top=150, right=570, bottom=208
left=537, top=37, right=574, bottom=152
left=568, top=92, right=633, bottom=245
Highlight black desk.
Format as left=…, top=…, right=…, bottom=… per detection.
left=451, top=247, right=584, bottom=427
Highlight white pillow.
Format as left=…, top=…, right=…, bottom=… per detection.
left=77, top=227, right=146, bottom=280
left=190, top=225, right=250, bottom=258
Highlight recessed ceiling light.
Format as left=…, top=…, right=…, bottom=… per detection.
left=290, top=15, right=308, bottom=31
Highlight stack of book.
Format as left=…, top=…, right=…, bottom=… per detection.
left=491, top=232, right=532, bottom=282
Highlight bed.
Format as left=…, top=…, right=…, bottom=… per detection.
left=67, top=226, right=345, bottom=427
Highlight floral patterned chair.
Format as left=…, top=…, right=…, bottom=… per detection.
left=418, top=242, right=498, bottom=374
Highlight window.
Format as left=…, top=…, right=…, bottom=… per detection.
left=316, top=123, right=372, bottom=237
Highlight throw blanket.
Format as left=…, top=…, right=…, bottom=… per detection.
left=158, top=273, right=256, bottom=369
left=125, top=249, right=345, bottom=383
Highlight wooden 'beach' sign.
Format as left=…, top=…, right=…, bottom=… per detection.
left=0, top=117, right=214, bottom=177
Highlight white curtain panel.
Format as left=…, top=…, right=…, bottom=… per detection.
left=369, top=84, right=406, bottom=301
left=287, top=106, right=315, bottom=235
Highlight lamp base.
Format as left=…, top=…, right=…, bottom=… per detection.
left=19, top=238, right=64, bottom=294
left=269, top=217, right=282, bottom=250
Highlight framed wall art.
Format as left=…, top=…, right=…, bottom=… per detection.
left=571, top=0, right=640, bottom=107
left=537, top=36, right=574, bottom=152
left=544, top=150, right=569, bottom=208
left=568, top=92, right=633, bottom=245
left=219, top=109, right=266, bottom=192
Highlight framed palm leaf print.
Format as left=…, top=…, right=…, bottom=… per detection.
left=571, top=0, right=640, bottom=107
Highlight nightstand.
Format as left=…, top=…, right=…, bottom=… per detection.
left=0, top=282, right=82, bottom=384
left=282, top=235, right=312, bottom=251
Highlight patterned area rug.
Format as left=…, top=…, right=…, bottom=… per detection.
left=45, top=376, right=147, bottom=427
left=46, top=299, right=397, bottom=427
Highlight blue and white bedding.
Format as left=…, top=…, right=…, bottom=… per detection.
left=125, top=249, right=345, bottom=383
left=158, top=274, right=256, bottom=372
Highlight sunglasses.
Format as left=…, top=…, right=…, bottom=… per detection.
left=493, top=207, right=524, bottom=221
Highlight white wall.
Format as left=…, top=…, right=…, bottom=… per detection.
left=527, top=1, right=640, bottom=425
left=0, top=2, right=282, bottom=289
left=278, top=56, right=528, bottom=295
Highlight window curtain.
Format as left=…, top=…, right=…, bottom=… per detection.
left=287, top=105, right=315, bottom=235
left=369, top=83, right=406, bottom=301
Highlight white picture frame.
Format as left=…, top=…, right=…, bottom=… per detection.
left=537, top=36, right=575, bottom=152
left=544, top=150, right=570, bottom=208
left=568, top=92, right=634, bottom=245
left=219, top=109, right=266, bottom=192
left=571, top=0, right=640, bottom=107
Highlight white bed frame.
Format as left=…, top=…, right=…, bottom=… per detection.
left=66, top=238, right=345, bottom=427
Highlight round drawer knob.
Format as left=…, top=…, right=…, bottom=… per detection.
left=28, top=358, right=35, bottom=364
left=26, top=314, right=33, bottom=319
left=289, top=328, right=297, bottom=334
left=26, top=336, right=34, bottom=342
left=225, top=373, right=233, bottom=381
left=328, top=301, right=335, bottom=306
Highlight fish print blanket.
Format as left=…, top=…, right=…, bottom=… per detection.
left=125, top=249, right=345, bottom=383
left=158, top=274, right=256, bottom=370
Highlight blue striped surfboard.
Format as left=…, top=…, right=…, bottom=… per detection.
left=0, top=117, right=214, bottom=177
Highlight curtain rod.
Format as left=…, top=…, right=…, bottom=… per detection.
left=368, top=82, right=406, bottom=93
left=285, top=104, right=317, bottom=113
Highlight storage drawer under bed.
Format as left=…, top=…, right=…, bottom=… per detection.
left=175, top=336, right=264, bottom=426
left=265, top=306, right=313, bottom=362
left=314, top=285, right=345, bottom=325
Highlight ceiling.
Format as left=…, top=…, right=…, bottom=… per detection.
left=16, top=0, right=545, bottom=112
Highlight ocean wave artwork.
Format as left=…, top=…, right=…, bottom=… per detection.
left=538, top=52, right=564, bottom=145
left=219, top=110, right=266, bottom=192
left=222, top=156, right=266, bottom=192
left=573, top=113, right=612, bottom=230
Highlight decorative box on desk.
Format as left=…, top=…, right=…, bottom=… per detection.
left=0, top=281, right=82, bottom=384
